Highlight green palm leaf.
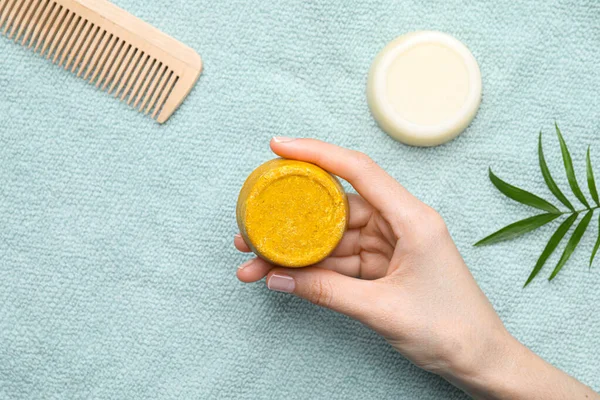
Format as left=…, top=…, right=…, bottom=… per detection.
left=489, top=169, right=560, bottom=214
left=539, top=132, right=574, bottom=211
left=524, top=214, right=577, bottom=287
left=556, top=123, right=590, bottom=208
left=586, top=147, right=599, bottom=206
left=474, top=213, right=560, bottom=247
left=478, top=123, right=599, bottom=285
left=549, top=210, right=594, bottom=280
left=590, top=214, right=600, bottom=268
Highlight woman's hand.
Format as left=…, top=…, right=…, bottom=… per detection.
left=235, top=138, right=599, bottom=400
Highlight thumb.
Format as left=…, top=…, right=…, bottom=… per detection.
left=266, top=267, right=378, bottom=321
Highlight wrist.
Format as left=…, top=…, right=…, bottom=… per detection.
left=439, top=328, right=595, bottom=400
left=439, top=324, right=523, bottom=398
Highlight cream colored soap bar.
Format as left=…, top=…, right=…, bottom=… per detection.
left=367, top=31, right=482, bottom=146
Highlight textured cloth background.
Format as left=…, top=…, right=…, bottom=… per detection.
left=1, top=0, right=600, bottom=398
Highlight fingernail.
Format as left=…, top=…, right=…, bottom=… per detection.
left=267, top=274, right=295, bottom=293
left=234, top=234, right=242, bottom=240
left=272, top=136, right=295, bottom=143
left=238, top=259, right=254, bottom=270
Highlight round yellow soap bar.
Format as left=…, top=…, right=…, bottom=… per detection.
left=367, top=31, right=482, bottom=146
left=236, top=159, right=348, bottom=268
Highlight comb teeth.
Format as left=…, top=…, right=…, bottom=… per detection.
left=1, top=0, right=202, bottom=123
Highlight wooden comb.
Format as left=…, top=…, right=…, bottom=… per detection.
left=0, top=0, right=202, bottom=123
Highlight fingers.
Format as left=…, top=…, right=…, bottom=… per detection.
left=236, top=254, right=362, bottom=282
left=234, top=234, right=251, bottom=252
left=347, top=194, right=373, bottom=229
left=330, top=229, right=360, bottom=257
left=270, top=138, right=422, bottom=232
left=266, top=267, right=378, bottom=321
left=313, top=255, right=361, bottom=277
left=235, top=226, right=362, bottom=278
left=237, top=257, right=272, bottom=282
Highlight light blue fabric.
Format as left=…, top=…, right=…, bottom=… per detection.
left=1, top=0, right=599, bottom=398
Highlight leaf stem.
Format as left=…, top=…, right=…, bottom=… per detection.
left=560, top=205, right=600, bottom=215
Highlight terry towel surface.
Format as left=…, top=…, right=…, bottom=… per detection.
left=1, top=0, right=599, bottom=398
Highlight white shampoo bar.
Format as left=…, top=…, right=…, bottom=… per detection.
left=367, top=31, right=482, bottom=146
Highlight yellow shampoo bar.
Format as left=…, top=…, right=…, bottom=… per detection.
left=236, top=159, right=348, bottom=268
